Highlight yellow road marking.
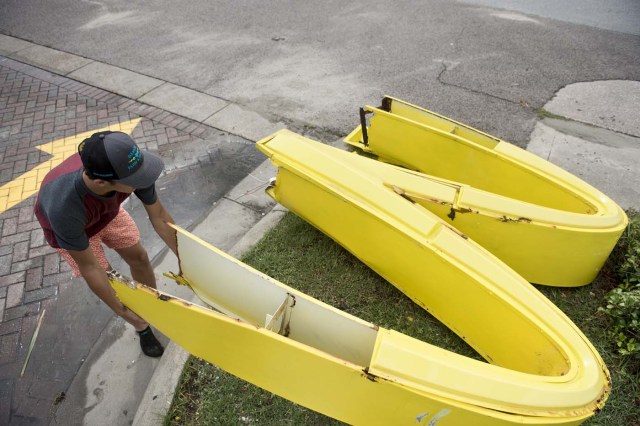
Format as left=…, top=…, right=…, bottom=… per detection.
left=0, top=118, right=141, bottom=214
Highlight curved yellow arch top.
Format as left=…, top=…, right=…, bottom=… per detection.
left=253, top=129, right=610, bottom=424
left=344, top=97, right=627, bottom=286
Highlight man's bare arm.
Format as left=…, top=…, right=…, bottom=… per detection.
left=67, top=248, right=148, bottom=331
left=143, top=199, right=177, bottom=255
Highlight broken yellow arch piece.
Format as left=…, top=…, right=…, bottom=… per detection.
left=110, top=221, right=608, bottom=425
left=344, top=97, right=627, bottom=286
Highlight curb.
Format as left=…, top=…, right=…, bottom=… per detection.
left=0, top=33, right=286, bottom=144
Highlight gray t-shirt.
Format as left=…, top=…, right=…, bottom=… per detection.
left=34, top=153, right=157, bottom=250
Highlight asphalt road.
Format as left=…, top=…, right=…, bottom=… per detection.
left=1, top=0, right=639, bottom=146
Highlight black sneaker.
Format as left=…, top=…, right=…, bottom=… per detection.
left=137, top=326, right=164, bottom=357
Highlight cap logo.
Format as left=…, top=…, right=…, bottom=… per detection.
left=127, top=146, right=143, bottom=171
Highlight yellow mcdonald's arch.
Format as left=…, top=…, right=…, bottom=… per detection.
left=109, top=98, right=622, bottom=423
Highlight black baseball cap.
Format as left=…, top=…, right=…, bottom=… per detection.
left=78, top=131, right=164, bottom=188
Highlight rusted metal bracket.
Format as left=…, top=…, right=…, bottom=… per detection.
left=265, top=293, right=295, bottom=337
left=107, top=269, right=137, bottom=289
left=163, top=271, right=190, bottom=286
left=359, top=108, right=373, bottom=147
left=380, top=96, right=392, bottom=112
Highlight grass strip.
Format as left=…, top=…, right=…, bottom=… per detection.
left=166, top=213, right=639, bottom=426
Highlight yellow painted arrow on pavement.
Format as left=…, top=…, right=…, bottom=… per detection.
left=0, top=118, right=141, bottom=214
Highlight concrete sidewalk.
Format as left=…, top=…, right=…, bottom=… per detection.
left=528, top=80, right=640, bottom=210
left=1, top=32, right=639, bottom=426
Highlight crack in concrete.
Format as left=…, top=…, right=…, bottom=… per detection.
left=222, top=195, right=271, bottom=216
left=435, top=60, right=532, bottom=110
left=433, top=28, right=543, bottom=113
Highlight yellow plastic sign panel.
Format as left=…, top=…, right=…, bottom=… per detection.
left=110, top=222, right=606, bottom=425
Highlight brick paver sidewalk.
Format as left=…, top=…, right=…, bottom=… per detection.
left=0, top=57, right=261, bottom=425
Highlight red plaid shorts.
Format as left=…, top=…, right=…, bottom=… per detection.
left=57, top=208, right=140, bottom=277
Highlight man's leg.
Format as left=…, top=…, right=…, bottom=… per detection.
left=100, top=208, right=164, bottom=357
left=114, top=243, right=156, bottom=289
left=99, top=208, right=156, bottom=288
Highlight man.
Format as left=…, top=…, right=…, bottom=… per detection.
left=35, top=130, right=177, bottom=357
